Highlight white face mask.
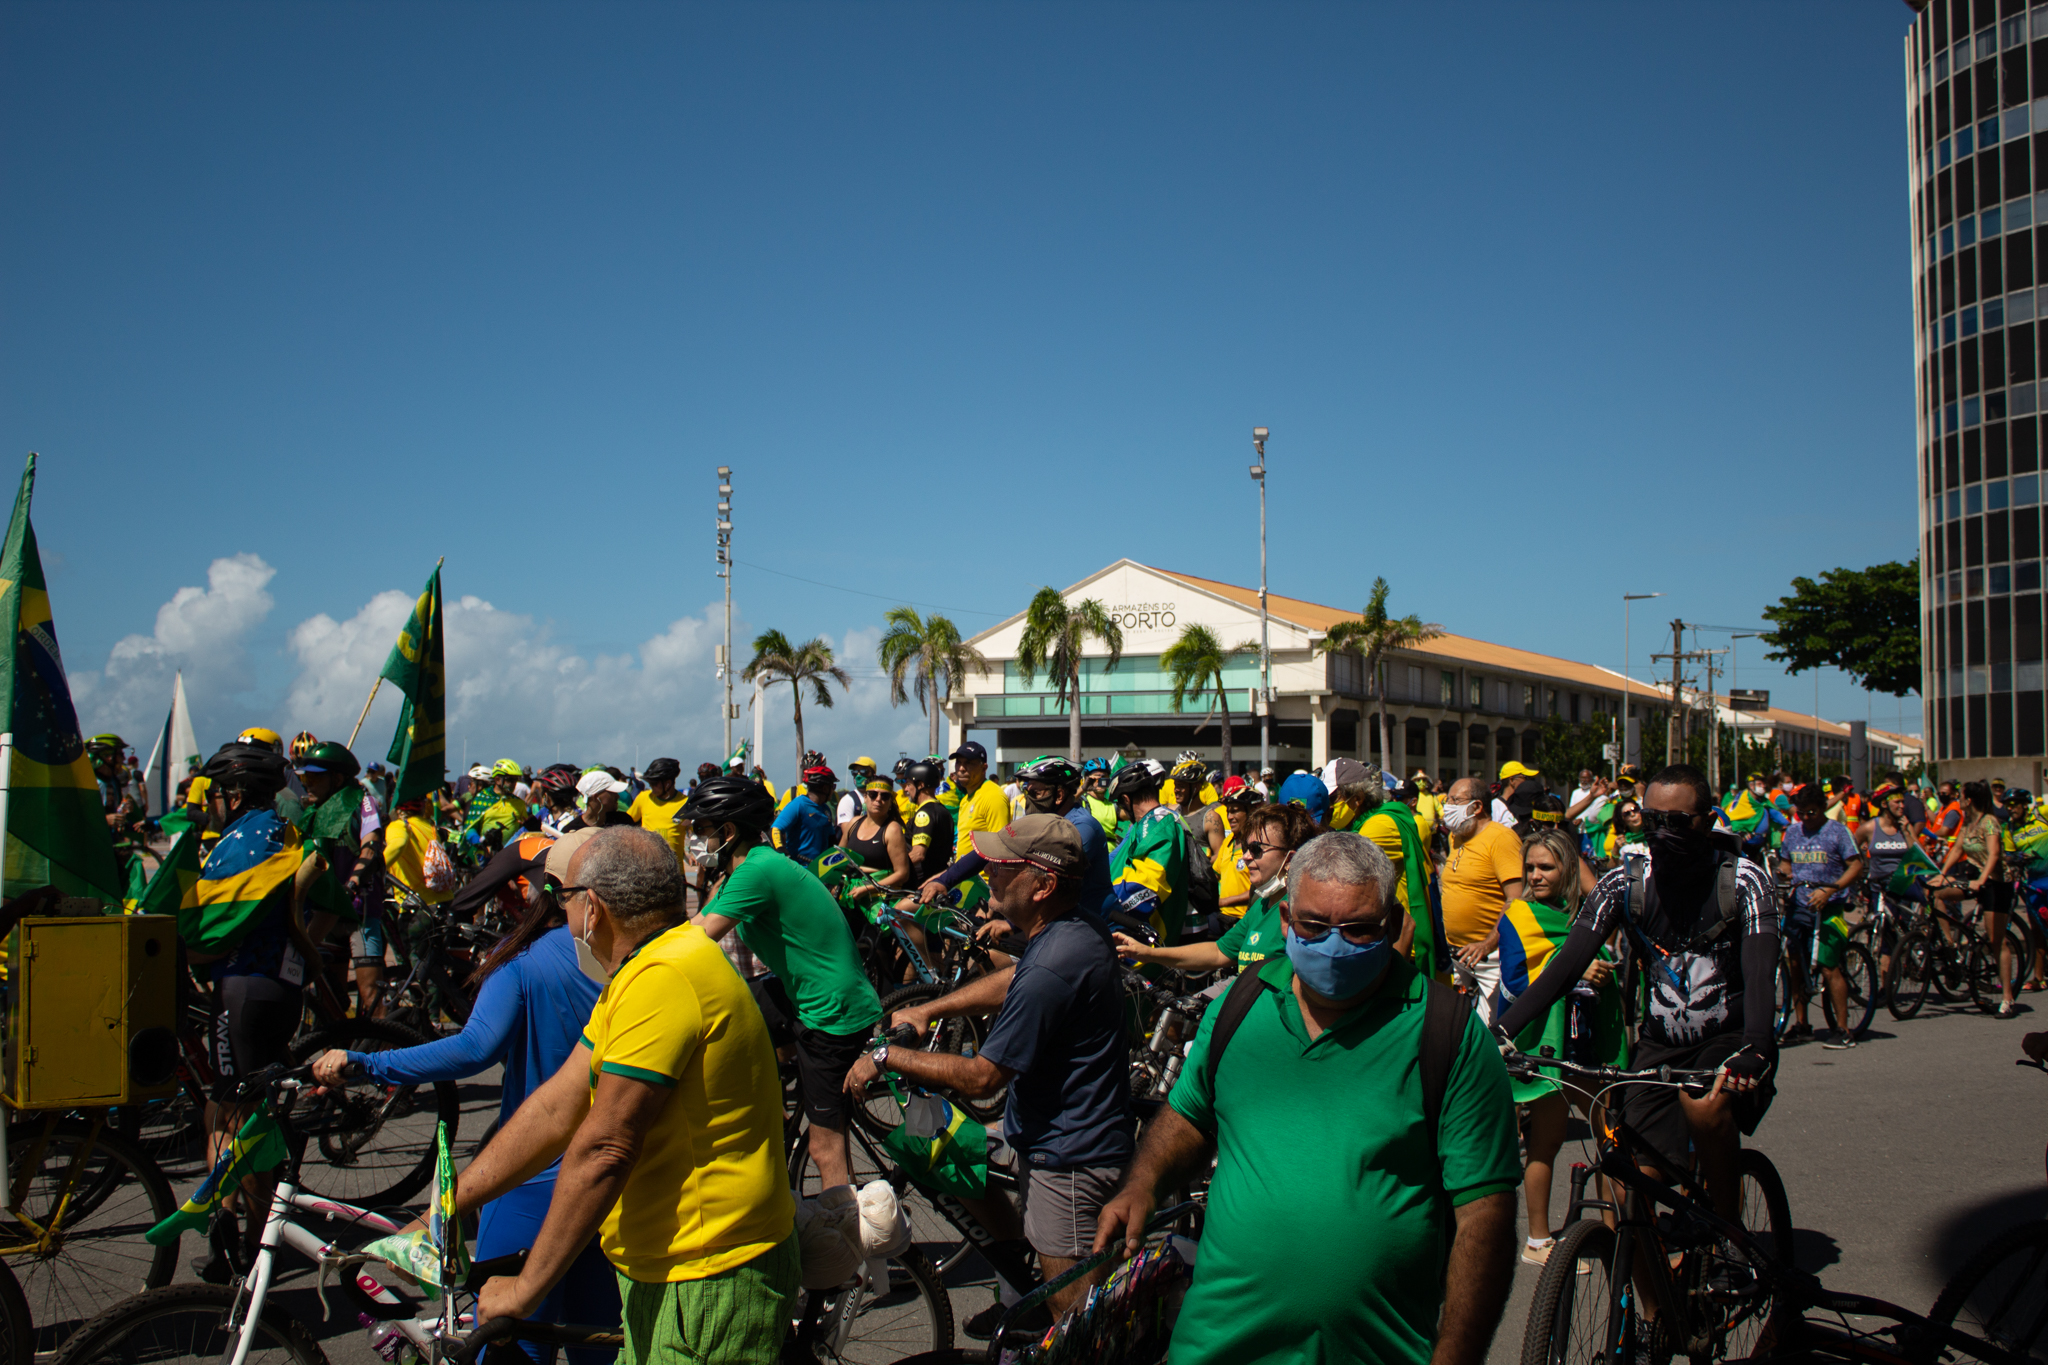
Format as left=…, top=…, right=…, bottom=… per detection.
left=573, top=904, right=610, bottom=985
left=1440, top=800, right=1478, bottom=835
left=1252, top=860, right=1289, bottom=901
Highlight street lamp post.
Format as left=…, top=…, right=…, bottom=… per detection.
left=1622, top=593, right=1664, bottom=779
left=1251, top=428, right=1270, bottom=779
left=1730, top=632, right=1759, bottom=795
left=717, top=467, right=734, bottom=760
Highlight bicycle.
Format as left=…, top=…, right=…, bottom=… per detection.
left=1887, top=897, right=2027, bottom=1021
left=373, top=892, right=502, bottom=1039
left=1774, top=886, right=1877, bottom=1042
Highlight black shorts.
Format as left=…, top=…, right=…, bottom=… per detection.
left=1619, top=1033, right=1775, bottom=1171
left=210, top=973, right=299, bottom=1099
left=748, top=975, right=868, bottom=1129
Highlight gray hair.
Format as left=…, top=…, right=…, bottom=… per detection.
left=1289, top=831, right=1397, bottom=909
left=580, top=827, right=686, bottom=930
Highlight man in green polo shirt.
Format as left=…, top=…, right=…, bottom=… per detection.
left=1095, top=831, right=1519, bottom=1365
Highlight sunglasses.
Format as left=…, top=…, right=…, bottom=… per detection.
left=556, top=883, right=590, bottom=901
left=1289, top=915, right=1384, bottom=946
left=1638, top=807, right=1708, bottom=832
left=1241, top=840, right=1286, bottom=859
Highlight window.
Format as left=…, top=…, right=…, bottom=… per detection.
left=1971, top=566, right=1987, bottom=594
left=1993, top=478, right=2013, bottom=509
left=1944, top=223, right=1958, bottom=255
left=1962, top=126, right=1979, bottom=159
left=2021, top=561, right=2044, bottom=590
left=1967, top=303, right=1982, bottom=334
left=1947, top=311, right=1960, bottom=343
left=2006, top=13, right=2027, bottom=48
left=1953, top=488, right=1966, bottom=519
left=1440, top=670, right=1455, bottom=706
left=1521, top=684, right=1536, bottom=717
left=1547, top=688, right=1560, bottom=717
left=1940, top=48, right=1952, bottom=81
left=2015, top=194, right=2038, bottom=231
left=1405, top=664, right=1423, bottom=700
left=1980, top=27, right=1998, bottom=61
left=2015, top=289, right=2037, bottom=323
left=1969, top=396, right=1985, bottom=424
left=1971, top=483, right=1986, bottom=513
left=1469, top=676, right=1482, bottom=708
left=2018, top=473, right=2041, bottom=502
left=2012, top=105, right=2035, bottom=143
left=1990, top=295, right=2008, bottom=326
left=1995, top=564, right=2014, bottom=592
left=1964, top=214, right=1980, bottom=248
left=1985, top=115, right=2004, bottom=147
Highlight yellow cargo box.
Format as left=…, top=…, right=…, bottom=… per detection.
left=3, top=915, right=179, bottom=1110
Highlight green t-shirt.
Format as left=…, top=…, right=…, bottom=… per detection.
left=1167, top=955, right=1519, bottom=1365
left=294, top=785, right=368, bottom=925
left=1213, top=894, right=1285, bottom=969
left=1111, top=805, right=1190, bottom=943
left=709, top=848, right=883, bottom=1036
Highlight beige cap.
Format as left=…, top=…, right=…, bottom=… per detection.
left=545, top=827, right=600, bottom=882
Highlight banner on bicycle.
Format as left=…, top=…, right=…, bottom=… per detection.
left=146, top=1105, right=287, bottom=1245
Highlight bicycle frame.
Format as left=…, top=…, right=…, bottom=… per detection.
left=0, top=1110, right=113, bottom=1259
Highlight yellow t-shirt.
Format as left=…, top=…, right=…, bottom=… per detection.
left=579, top=921, right=794, bottom=1283
left=627, top=791, right=690, bottom=865
left=1439, top=820, right=1524, bottom=948
left=1411, top=791, right=1442, bottom=848
left=955, top=778, right=1012, bottom=860
left=383, top=815, right=454, bottom=905
left=1356, top=810, right=1413, bottom=913
left=1212, top=807, right=1250, bottom=914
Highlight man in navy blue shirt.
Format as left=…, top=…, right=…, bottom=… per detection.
left=773, top=764, right=839, bottom=863
left=846, top=814, right=1131, bottom=1322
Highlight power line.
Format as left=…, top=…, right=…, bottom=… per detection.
left=732, top=559, right=1002, bottom=618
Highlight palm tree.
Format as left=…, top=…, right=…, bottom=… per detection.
left=1317, top=577, right=1445, bottom=772
left=1015, top=588, right=1124, bottom=762
left=742, top=629, right=851, bottom=781
left=876, top=607, right=991, bottom=758
left=1160, top=623, right=1259, bottom=777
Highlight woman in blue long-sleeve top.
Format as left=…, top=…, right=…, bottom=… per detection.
left=313, top=830, right=613, bottom=1361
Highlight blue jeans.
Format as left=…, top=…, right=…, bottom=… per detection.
left=477, top=1177, right=621, bottom=1365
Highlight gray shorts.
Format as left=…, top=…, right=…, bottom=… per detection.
left=1019, top=1165, right=1123, bottom=1261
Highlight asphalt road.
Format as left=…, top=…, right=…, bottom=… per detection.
left=129, top=991, right=2048, bottom=1365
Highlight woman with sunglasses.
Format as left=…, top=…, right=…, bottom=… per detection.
left=1112, top=803, right=1322, bottom=972
left=310, top=828, right=617, bottom=1361
left=838, top=775, right=911, bottom=908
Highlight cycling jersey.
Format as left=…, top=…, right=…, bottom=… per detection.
left=771, top=792, right=837, bottom=863
left=1110, top=805, right=1189, bottom=942
left=906, top=799, right=954, bottom=881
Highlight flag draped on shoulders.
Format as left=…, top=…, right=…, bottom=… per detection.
left=382, top=564, right=446, bottom=810
left=0, top=455, right=122, bottom=902
left=180, top=809, right=303, bottom=954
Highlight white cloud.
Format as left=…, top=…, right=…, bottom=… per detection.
left=72, top=553, right=276, bottom=746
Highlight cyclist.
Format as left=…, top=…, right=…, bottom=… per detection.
left=1212, top=777, right=1257, bottom=915
left=1495, top=763, right=1777, bottom=1233
left=465, top=760, right=530, bottom=847
left=919, top=755, right=1114, bottom=923
left=947, top=741, right=1011, bottom=862
left=1114, top=800, right=1319, bottom=973
left=1932, top=779, right=2020, bottom=1018
left=384, top=795, right=454, bottom=912
left=292, top=741, right=384, bottom=1015
left=312, top=829, right=617, bottom=1363
left=1105, top=758, right=1191, bottom=943
left=838, top=773, right=911, bottom=906
left=1924, top=779, right=1965, bottom=860
left=771, top=763, right=838, bottom=861
left=1858, top=785, right=1925, bottom=984
left=563, top=769, right=632, bottom=833
left=836, top=756, right=879, bottom=828
left=1774, top=784, right=1865, bottom=1048
left=687, top=773, right=883, bottom=1195
left=528, top=766, right=581, bottom=837
left=87, top=733, right=142, bottom=839
left=625, top=758, right=688, bottom=866
left=1080, top=757, right=1118, bottom=840
left=900, top=759, right=955, bottom=885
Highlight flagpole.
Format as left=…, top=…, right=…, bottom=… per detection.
left=346, top=678, right=383, bottom=750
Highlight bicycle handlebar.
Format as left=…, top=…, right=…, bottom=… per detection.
left=1501, top=1050, right=1722, bottom=1091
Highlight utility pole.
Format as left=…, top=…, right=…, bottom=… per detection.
left=716, top=467, right=734, bottom=759
left=1251, top=428, right=1270, bottom=779
left=1666, top=619, right=1685, bottom=766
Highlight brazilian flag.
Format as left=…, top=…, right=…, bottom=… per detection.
left=136, top=829, right=201, bottom=920
left=179, top=808, right=303, bottom=954
left=145, top=1105, right=287, bottom=1244
left=0, top=456, right=122, bottom=902
left=1723, top=789, right=1766, bottom=837
left=1886, top=842, right=1943, bottom=899
left=382, top=563, right=446, bottom=810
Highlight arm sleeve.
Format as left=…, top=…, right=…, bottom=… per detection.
left=1494, top=880, right=1618, bottom=1037
left=934, top=850, right=987, bottom=890
left=354, top=965, right=524, bottom=1084
left=449, top=842, right=540, bottom=918
left=1735, top=862, right=1780, bottom=1053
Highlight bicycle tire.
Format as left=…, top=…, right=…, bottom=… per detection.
left=1822, top=942, right=1879, bottom=1039
left=1970, top=928, right=2027, bottom=1015
left=1721, top=1148, right=1794, bottom=1359
left=1889, top=930, right=1933, bottom=1020
left=0, top=1259, right=32, bottom=1365
left=46, top=1282, right=329, bottom=1365
left=1772, top=957, right=1796, bottom=1041
left=1520, top=1220, right=1632, bottom=1365
left=286, top=1018, right=459, bottom=1207
left=789, top=1243, right=955, bottom=1364
left=2, top=1119, right=178, bottom=1355
left=1923, top=1219, right=2048, bottom=1364
left=862, top=983, right=1005, bottom=1131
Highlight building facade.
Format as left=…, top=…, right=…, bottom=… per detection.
left=1908, top=0, right=2048, bottom=791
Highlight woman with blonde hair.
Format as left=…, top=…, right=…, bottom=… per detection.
left=1494, top=824, right=1627, bottom=1267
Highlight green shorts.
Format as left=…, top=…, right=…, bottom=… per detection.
left=618, top=1233, right=799, bottom=1365
left=1816, top=915, right=1849, bottom=971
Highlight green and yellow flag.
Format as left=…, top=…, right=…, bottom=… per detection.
left=135, top=829, right=201, bottom=920
left=146, top=1104, right=288, bottom=1245
left=178, top=808, right=304, bottom=954
left=0, top=456, right=122, bottom=902
left=382, top=563, right=446, bottom=810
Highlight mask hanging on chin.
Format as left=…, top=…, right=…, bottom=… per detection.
left=575, top=913, right=610, bottom=985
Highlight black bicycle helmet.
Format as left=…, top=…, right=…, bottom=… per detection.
left=643, top=757, right=682, bottom=784
left=685, top=773, right=778, bottom=834
left=1016, top=755, right=1081, bottom=788
left=905, top=760, right=943, bottom=789
left=201, top=741, right=292, bottom=799
left=1103, top=758, right=1167, bottom=804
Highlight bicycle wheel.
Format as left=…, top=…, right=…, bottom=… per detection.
left=1520, top=1220, right=1633, bottom=1365
left=1970, top=930, right=2024, bottom=1015
left=862, top=984, right=1004, bottom=1131
left=1889, top=930, right=1933, bottom=1020
left=1718, top=1149, right=1794, bottom=1359
left=1925, top=1220, right=2048, bottom=1365
left=790, top=1244, right=955, bottom=1364
left=1772, top=956, right=1796, bottom=1041
left=45, top=1282, right=328, bottom=1365
left=0, top=1260, right=31, bottom=1365
left=286, top=1018, right=459, bottom=1207
left=2, top=1119, right=177, bottom=1355
left=1822, top=942, right=1879, bottom=1039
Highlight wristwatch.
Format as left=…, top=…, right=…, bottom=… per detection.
left=869, top=1043, right=891, bottom=1072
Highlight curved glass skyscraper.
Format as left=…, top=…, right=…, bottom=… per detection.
left=1911, top=0, right=2048, bottom=785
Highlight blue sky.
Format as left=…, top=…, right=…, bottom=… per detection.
left=1, top=1, right=1928, bottom=769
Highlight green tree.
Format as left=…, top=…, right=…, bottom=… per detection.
left=1317, top=577, right=1445, bottom=770
left=742, top=629, right=850, bottom=781
left=1760, top=559, right=1922, bottom=697
left=876, top=607, right=991, bottom=758
left=1160, top=623, right=1259, bottom=776
left=1016, top=588, right=1124, bottom=762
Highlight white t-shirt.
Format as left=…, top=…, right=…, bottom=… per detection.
left=836, top=792, right=861, bottom=825
left=1491, top=798, right=1515, bottom=825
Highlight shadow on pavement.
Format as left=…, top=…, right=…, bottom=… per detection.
left=1926, top=1186, right=2047, bottom=1283
left=1793, top=1228, right=1842, bottom=1273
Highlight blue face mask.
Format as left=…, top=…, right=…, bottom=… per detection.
left=1285, top=924, right=1392, bottom=1002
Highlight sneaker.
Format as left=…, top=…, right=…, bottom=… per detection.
left=1820, top=1029, right=1857, bottom=1050
left=1999, top=1001, right=2022, bottom=1019
left=963, top=1299, right=1050, bottom=1342
left=1784, top=1022, right=1814, bottom=1042
left=1523, top=1238, right=1592, bottom=1274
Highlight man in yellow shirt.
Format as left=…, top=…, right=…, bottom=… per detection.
left=1438, top=776, right=1525, bottom=1021
left=948, top=741, right=1011, bottom=862
left=455, top=827, right=797, bottom=1365
left=627, top=758, right=689, bottom=868
left=1409, top=770, right=1443, bottom=847
left=382, top=799, right=453, bottom=908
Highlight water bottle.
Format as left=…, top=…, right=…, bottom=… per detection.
left=358, top=1313, right=405, bottom=1362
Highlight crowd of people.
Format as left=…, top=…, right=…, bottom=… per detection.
left=83, top=716, right=2037, bottom=1365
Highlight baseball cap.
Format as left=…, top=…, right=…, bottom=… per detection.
left=850, top=756, right=878, bottom=771
left=1328, top=758, right=1381, bottom=790
left=577, top=770, right=628, bottom=800
left=1277, top=771, right=1331, bottom=823
left=545, top=827, right=598, bottom=882
left=949, top=741, right=989, bottom=764
left=1499, top=761, right=1540, bottom=780
left=970, top=814, right=1086, bottom=876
